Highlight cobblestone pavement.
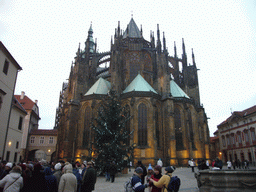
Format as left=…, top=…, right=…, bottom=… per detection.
left=94, top=167, right=199, bottom=192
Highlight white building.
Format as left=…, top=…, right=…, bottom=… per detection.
left=0, top=41, right=22, bottom=160
left=4, top=97, right=27, bottom=163
left=217, top=105, right=256, bottom=164
left=14, top=92, right=40, bottom=160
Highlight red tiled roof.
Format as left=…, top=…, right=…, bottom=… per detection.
left=12, top=97, right=27, bottom=114
left=30, top=129, right=58, bottom=136
left=210, top=136, right=219, bottom=143
left=218, top=105, right=256, bottom=127
left=14, top=95, right=36, bottom=110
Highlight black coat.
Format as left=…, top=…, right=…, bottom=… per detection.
left=81, top=166, right=97, bottom=191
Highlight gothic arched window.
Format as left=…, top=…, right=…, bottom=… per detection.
left=138, top=103, right=147, bottom=146
left=188, top=110, right=196, bottom=150
left=155, top=109, right=160, bottom=147
left=83, top=107, right=91, bottom=147
left=125, top=105, right=131, bottom=146
left=175, top=107, right=184, bottom=150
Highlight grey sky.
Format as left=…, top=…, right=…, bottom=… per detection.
left=1, top=0, right=255, bottom=136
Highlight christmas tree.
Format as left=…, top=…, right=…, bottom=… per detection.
left=91, top=89, right=135, bottom=173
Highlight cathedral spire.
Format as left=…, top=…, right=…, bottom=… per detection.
left=118, top=21, right=120, bottom=37
left=182, top=38, right=187, bottom=67
left=140, top=25, right=143, bottom=36
left=157, top=24, right=162, bottom=53
left=174, top=41, right=177, bottom=58
left=163, top=32, right=166, bottom=51
left=86, top=22, right=95, bottom=54
left=192, top=48, right=196, bottom=67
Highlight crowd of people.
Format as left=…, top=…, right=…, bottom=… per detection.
left=126, top=159, right=179, bottom=192
left=0, top=160, right=97, bottom=192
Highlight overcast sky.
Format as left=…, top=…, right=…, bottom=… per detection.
left=1, top=0, right=255, bottom=136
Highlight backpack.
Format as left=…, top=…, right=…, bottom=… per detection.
left=124, top=177, right=135, bottom=192
left=166, top=176, right=181, bottom=192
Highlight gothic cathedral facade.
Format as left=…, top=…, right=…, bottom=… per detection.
left=55, top=18, right=210, bottom=166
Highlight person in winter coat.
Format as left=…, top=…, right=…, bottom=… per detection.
left=0, top=162, right=12, bottom=180
left=149, top=166, right=176, bottom=192
left=53, top=163, right=62, bottom=187
left=21, top=162, right=48, bottom=192
left=131, top=167, right=149, bottom=192
left=109, top=161, right=117, bottom=183
left=44, top=167, right=58, bottom=192
left=59, top=163, right=77, bottom=192
left=149, top=165, right=162, bottom=192
left=72, top=163, right=82, bottom=192
left=81, top=161, right=97, bottom=192
left=0, top=165, right=23, bottom=192
left=137, top=161, right=147, bottom=185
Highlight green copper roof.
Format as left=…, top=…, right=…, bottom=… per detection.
left=123, top=74, right=157, bottom=94
left=85, top=77, right=111, bottom=96
left=170, top=80, right=190, bottom=98
left=123, top=18, right=142, bottom=39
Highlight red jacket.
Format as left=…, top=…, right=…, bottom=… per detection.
left=149, top=174, right=162, bottom=192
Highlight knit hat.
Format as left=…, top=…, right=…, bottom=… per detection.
left=5, top=162, right=13, bottom=168
left=135, top=167, right=143, bottom=174
left=148, top=164, right=153, bottom=170
left=10, top=166, right=22, bottom=174
left=154, top=165, right=162, bottom=173
left=165, top=166, right=176, bottom=173
left=54, top=163, right=62, bottom=170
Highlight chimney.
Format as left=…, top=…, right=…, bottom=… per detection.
left=35, top=100, right=38, bottom=104
left=20, top=91, right=25, bottom=100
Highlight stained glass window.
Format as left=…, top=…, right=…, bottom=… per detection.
left=138, top=103, right=147, bottom=146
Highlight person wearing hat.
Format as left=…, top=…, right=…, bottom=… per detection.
left=137, top=161, right=147, bottom=185
left=59, top=162, right=77, bottom=192
left=81, top=161, right=96, bottom=192
left=0, top=165, right=23, bottom=192
left=131, top=167, right=149, bottom=192
left=149, top=165, right=162, bottom=192
left=0, top=162, right=12, bottom=180
left=149, top=166, right=176, bottom=192
left=53, top=162, right=62, bottom=187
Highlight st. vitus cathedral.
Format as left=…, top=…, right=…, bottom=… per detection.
left=55, top=18, right=210, bottom=166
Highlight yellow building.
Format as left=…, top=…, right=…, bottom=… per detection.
left=56, top=18, right=210, bottom=166
left=27, top=129, right=58, bottom=162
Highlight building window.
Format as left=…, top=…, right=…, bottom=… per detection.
left=3, top=59, right=9, bottom=75
left=155, top=109, right=160, bottom=147
left=226, top=135, right=230, bottom=146
left=251, top=130, right=256, bottom=141
left=16, top=141, right=19, bottom=149
left=175, top=107, right=184, bottom=150
left=237, top=133, right=242, bottom=144
left=188, top=110, right=196, bottom=149
left=6, top=151, right=10, bottom=162
left=83, top=107, right=91, bottom=147
left=18, top=117, right=23, bottom=130
left=138, top=103, right=147, bottom=147
left=222, top=136, right=226, bottom=147
left=125, top=105, right=130, bottom=146
left=49, top=136, right=54, bottom=144
left=39, top=137, right=44, bottom=144
left=14, top=152, right=17, bottom=163
left=244, top=131, right=249, bottom=143
left=30, top=136, right=35, bottom=144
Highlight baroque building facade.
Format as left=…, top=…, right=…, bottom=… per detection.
left=56, top=18, right=210, bottom=166
left=217, top=105, right=256, bottom=164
